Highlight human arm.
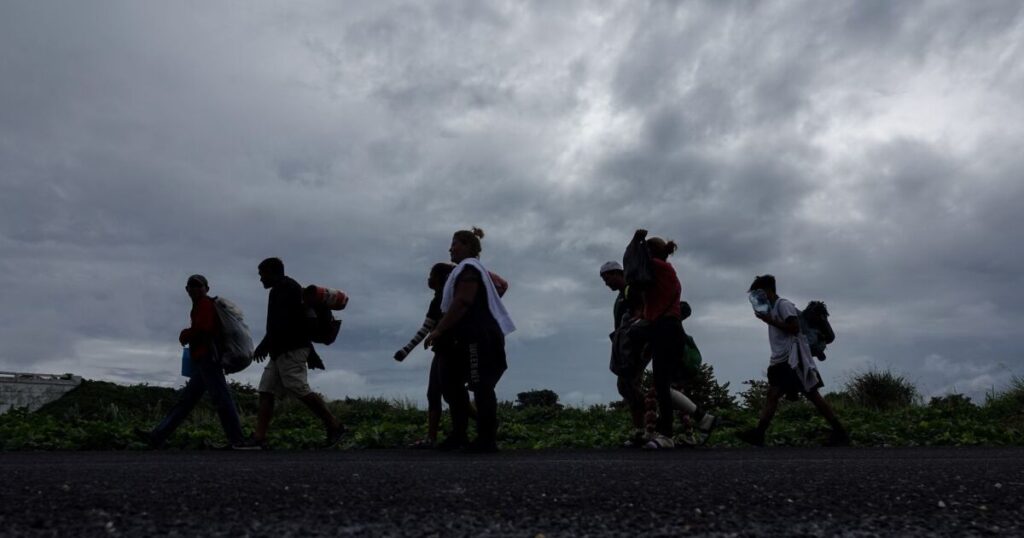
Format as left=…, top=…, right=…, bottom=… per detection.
left=755, top=299, right=800, bottom=335
left=488, top=271, right=509, bottom=297
left=755, top=312, right=800, bottom=335
left=253, top=336, right=269, bottom=362
left=395, top=318, right=438, bottom=361
left=423, top=275, right=479, bottom=349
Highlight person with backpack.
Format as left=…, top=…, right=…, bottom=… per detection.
left=424, top=228, right=515, bottom=452
left=632, top=230, right=689, bottom=449
left=134, top=274, right=250, bottom=449
left=736, top=274, right=849, bottom=447
left=600, top=261, right=648, bottom=447
left=249, top=258, right=345, bottom=449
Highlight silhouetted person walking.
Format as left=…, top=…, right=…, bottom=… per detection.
left=425, top=228, right=515, bottom=452
left=250, top=258, right=344, bottom=449
left=135, top=275, right=249, bottom=449
left=737, top=274, right=848, bottom=447
left=601, top=261, right=648, bottom=447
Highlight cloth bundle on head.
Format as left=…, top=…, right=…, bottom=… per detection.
left=441, top=258, right=516, bottom=336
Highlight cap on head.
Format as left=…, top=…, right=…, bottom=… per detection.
left=186, top=274, right=209, bottom=289
left=599, top=261, right=623, bottom=275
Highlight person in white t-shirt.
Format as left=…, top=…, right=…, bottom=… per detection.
left=736, top=274, right=849, bottom=447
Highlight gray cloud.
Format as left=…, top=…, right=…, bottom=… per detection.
left=1, top=1, right=1023, bottom=406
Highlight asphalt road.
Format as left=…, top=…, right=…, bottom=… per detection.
left=1, top=448, right=1022, bottom=537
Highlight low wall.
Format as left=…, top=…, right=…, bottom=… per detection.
left=0, top=372, right=83, bottom=414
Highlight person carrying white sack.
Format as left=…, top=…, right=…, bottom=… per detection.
left=425, top=227, right=515, bottom=453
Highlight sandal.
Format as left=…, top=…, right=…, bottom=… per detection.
left=408, top=438, right=435, bottom=449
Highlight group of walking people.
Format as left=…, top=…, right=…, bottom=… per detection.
left=137, top=226, right=846, bottom=451
left=136, top=228, right=514, bottom=452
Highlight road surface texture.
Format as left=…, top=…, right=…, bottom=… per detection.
left=1, top=448, right=1022, bottom=537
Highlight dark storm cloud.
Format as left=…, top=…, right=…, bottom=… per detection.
left=1, top=0, right=1022, bottom=404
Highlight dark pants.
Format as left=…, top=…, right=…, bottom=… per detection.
left=152, top=357, right=245, bottom=445
left=649, top=316, right=684, bottom=436
left=441, top=335, right=505, bottom=444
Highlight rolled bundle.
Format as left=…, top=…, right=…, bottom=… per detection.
left=303, top=285, right=349, bottom=310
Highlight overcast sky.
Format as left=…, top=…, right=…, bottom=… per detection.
left=2, top=1, right=1023, bottom=406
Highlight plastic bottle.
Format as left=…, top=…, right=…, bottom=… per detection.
left=181, top=347, right=192, bottom=377
left=748, top=290, right=770, bottom=314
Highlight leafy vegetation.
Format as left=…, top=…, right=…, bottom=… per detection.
left=843, top=369, right=919, bottom=410
left=1, top=371, right=1022, bottom=450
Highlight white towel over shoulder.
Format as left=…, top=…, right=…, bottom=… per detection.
left=440, top=258, right=516, bottom=336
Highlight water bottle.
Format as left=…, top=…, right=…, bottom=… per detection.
left=748, top=290, right=770, bottom=314
left=181, top=346, right=192, bottom=377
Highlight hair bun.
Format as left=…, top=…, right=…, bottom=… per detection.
left=666, top=240, right=678, bottom=254
left=471, top=227, right=485, bottom=239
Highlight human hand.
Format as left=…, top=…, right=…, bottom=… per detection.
left=253, top=344, right=269, bottom=363
left=394, top=349, right=408, bottom=362
left=633, top=229, right=648, bottom=242
left=424, top=331, right=439, bottom=350
left=755, top=311, right=771, bottom=324
left=178, top=329, right=189, bottom=347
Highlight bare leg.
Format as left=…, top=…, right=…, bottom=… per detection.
left=427, top=408, right=441, bottom=442
left=805, top=390, right=845, bottom=432
left=254, top=392, right=275, bottom=441
left=756, top=386, right=784, bottom=434
left=300, top=392, right=341, bottom=431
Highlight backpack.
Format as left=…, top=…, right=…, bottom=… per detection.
left=680, top=333, right=702, bottom=376
left=302, top=285, right=346, bottom=346
left=799, top=300, right=835, bottom=361
left=306, top=305, right=342, bottom=345
left=212, top=297, right=254, bottom=374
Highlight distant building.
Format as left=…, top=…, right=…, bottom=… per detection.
left=0, top=372, right=82, bottom=414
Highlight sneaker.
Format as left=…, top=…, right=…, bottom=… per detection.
left=229, top=439, right=265, bottom=451
left=735, top=428, right=765, bottom=447
left=823, top=429, right=850, bottom=447
left=643, top=434, right=675, bottom=450
left=696, top=414, right=722, bottom=446
left=324, top=425, right=346, bottom=449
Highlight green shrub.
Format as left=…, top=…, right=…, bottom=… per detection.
left=739, top=379, right=769, bottom=412
left=680, top=363, right=735, bottom=411
left=845, top=369, right=919, bottom=411
left=985, top=376, right=1024, bottom=419
left=515, top=389, right=561, bottom=409
left=928, top=393, right=976, bottom=416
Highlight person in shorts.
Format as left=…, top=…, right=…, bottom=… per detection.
left=736, top=274, right=849, bottom=447
left=249, top=257, right=345, bottom=449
